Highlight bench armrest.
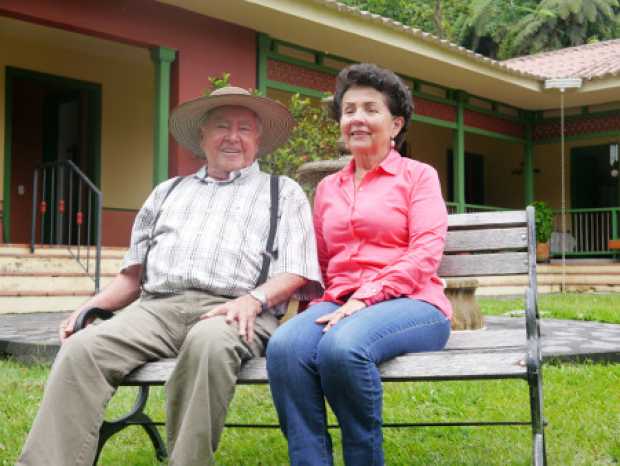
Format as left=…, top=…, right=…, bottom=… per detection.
left=73, top=307, right=115, bottom=333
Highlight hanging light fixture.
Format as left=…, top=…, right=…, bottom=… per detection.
left=544, top=77, right=582, bottom=293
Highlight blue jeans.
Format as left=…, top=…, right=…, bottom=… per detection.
left=267, top=298, right=451, bottom=466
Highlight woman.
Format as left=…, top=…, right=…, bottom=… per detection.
left=267, top=63, right=452, bottom=466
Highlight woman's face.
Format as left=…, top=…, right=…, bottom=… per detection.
left=340, top=86, right=404, bottom=157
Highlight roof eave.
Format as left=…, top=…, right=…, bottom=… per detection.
left=157, top=0, right=616, bottom=110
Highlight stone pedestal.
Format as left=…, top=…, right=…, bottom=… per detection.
left=444, top=278, right=484, bottom=330
left=297, top=157, right=351, bottom=201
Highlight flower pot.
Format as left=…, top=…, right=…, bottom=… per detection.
left=536, top=242, right=550, bottom=263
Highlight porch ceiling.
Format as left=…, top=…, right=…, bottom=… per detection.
left=0, top=15, right=150, bottom=66
left=158, top=0, right=619, bottom=111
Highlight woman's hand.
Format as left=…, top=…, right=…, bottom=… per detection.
left=316, top=299, right=366, bottom=332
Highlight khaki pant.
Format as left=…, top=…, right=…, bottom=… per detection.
left=18, top=291, right=279, bottom=466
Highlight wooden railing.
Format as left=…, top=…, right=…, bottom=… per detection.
left=551, top=207, right=620, bottom=257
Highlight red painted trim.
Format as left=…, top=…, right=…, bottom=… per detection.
left=534, top=113, right=620, bottom=141
left=264, top=60, right=460, bottom=124
left=267, top=60, right=336, bottom=92
left=464, top=110, right=525, bottom=138
left=414, top=97, right=456, bottom=122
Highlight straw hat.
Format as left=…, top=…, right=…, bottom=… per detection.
left=169, top=86, right=295, bottom=157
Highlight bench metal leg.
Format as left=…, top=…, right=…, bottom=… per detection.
left=528, top=363, right=547, bottom=466
left=93, top=385, right=167, bottom=465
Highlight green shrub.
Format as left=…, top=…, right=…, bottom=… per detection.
left=530, top=200, right=554, bottom=243
left=260, top=94, right=340, bottom=180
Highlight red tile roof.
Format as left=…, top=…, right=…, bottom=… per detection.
left=502, top=39, right=620, bottom=81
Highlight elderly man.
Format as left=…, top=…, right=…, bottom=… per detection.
left=19, top=87, right=322, bottom=466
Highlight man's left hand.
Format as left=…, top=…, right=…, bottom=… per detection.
left=315, top=299, right=366, bottom=333
left=201, top=295, right=262, bottom=343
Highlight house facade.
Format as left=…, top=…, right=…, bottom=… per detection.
left=1, top=0, right=619, bottom=257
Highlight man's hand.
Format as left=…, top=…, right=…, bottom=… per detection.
left=201, top=295, right=262, bottom=344
left=315, top=299, right=366, bottom=333
left=58, top=309, right=93, bottom=344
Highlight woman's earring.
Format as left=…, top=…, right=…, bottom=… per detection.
left=390, top=138, right=395, bottom=148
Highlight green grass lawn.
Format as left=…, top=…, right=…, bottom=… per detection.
left=479, top=292, right=620, bottom=324
left=1, top=293, right=619, bottom=465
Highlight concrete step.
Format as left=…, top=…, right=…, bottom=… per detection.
left=538, top=264, right=620, bottom=275
left=476, top=274, right=620, bottom=287
left=0, top=273, right=115, bottom=292
left=477, top=283, right=620, bottom=296
left=476, top=284, right=561, bottom=296
left=0, top=255, right=122, bottom=274
left=0, top=293, right=94, bottom=314
left=0, top=243, right=126, bottom=258
left=0, top=244, right=124, bottom=314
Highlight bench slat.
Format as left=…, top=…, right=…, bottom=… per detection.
left=445, top=328, right=525, bottom=350
left=448, top=210, right=526, bottom=229
left=445, top=227, right=528, bottom=253
left=379, top=350, right=527, bottom=381
left=438, top=252, right=529, bottom=277
left=123, top=348, right=528, bottom=385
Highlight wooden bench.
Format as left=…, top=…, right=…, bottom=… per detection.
left=77, top=207, right=546, bottom=465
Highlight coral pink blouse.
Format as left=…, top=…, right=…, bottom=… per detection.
left=312, top=150, right=452, bottom=319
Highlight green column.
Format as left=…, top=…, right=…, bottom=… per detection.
left=257, top=33, right=270, bottom=96
left=523, top=114, right=535, bottom=205
left=453, top=91, right=466, bottom=213
left=150, top=46, right=176, bottom=186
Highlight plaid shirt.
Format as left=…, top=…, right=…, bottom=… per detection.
left=122, top=162, right=323, bottom=301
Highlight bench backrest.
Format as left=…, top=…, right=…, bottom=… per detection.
left=440, top=208, right=536, bottom=289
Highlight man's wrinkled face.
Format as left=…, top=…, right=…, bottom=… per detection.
left=200, top=106, right=261, bottom=179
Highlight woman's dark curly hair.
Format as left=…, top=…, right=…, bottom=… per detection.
left=329, top=63, right=413, bottom=149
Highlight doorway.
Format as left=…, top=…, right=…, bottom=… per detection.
left=570, top=144, right=620, bottom=253
left=3, top=67, right=101, bottom=244
left=571, top=144, right=620, bottom=209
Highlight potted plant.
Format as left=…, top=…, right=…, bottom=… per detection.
left=530, top=201, right=554, bottom=262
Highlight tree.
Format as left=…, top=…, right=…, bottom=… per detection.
left=339, top=0, right=620, bottom=59
left=339, top=0, right=468, bottom=40
left=455, top=0, right=537, bottom=58
left=500, top=0, right=619, bottom=58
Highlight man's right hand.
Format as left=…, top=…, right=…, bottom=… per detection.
left=58, top=309, right=92, bottom=344
left=58, top=265, right=143, bottom=344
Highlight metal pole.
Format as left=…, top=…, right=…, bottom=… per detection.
left=40, top=169, right=47, bottom=245
left=51, top=166, right=56, bottom=244
left=86, top=191, right=92, bottom=273
left=95, top=191, right=102, bottom=293
left=30, top=169, right=39, bottom=253
left=77, top=178, right=82, bottom=261
left=68, top=170, right=73, bottom=249
left=560, top=91, right=566, bottom=293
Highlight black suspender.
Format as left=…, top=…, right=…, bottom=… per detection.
left=140, top=174, right=279, bottom=288
left=256, top=174, right=279, bottom=286
left=141, top=176, right=185, bottom=285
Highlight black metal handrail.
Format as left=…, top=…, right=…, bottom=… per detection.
left=31, top=160, right=102, bottom=292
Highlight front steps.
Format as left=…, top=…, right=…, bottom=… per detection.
left=2, top=245, right=620, bottom=313
left=0, top=244, right=123, bottom=314
left=476, top=262, right=620, bottom=296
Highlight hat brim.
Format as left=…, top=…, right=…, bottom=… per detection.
left=169, top=93, right=295, bottom=157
